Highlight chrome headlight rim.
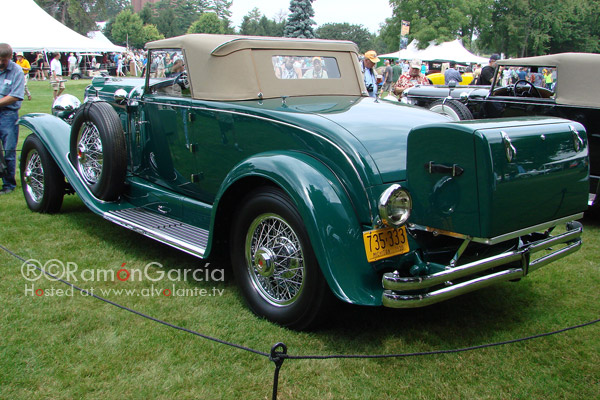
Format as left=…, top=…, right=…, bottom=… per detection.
left=52, top=94, right=81, bottom=123
left=378, top=184, right=412, bottom=227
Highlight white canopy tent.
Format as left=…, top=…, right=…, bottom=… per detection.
left=380, top=39, right=489, bottom=64
left=1, top=0, right=125, bottom=53
left=88, top=31, right=126, bottom=53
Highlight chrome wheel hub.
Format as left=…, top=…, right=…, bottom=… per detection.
left=254, top=247, right=276, bottom=277
left=245, top=213, right=305, bottom=306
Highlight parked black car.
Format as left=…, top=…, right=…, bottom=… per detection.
left=402, top=53, right=600, bottom=208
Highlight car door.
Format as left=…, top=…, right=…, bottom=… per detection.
left=135, top=49, right=192, bottom=218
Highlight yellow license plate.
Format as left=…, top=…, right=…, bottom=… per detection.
left=363, top=226, right=410, bottom=262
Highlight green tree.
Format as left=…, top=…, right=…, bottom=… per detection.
left=152, top=0, right=210, bottom=38
left=239, top=8, right=263, bottom=35
left=187, top=12, right=226, bottom=34
left=209, top=0, right=232, bottom=19
left=316, top=23, right=374, bottom=53
left=239, top=9, right=285, bottom=37
left=138, top=3, right=155, bottom=25
left=548, top=0, right=600, bottom=53
left=35, top=0, right=131, bottom=33
left=259, top=16, right=285, bottom=37
left=35, top=0, right=97, bottom=34
left=103, top=18, right=116, bottom=42
left=477, top=0, right=554, bottom=57
left=387, top=0, right=600, bottom=57
left=284, top=0, right=316, bottom=38
left=111, top=9, right=144, bottom=47
left=93, top=0, right=130, bottom=20
left=387, top=0, right=475, bottom=49
left=209, top=0, right=234, bottom=33
left=140, top=24, right=165, bottom=45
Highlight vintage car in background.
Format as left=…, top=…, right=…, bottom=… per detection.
left=19, top=35, right=588, bottom=329
left=402, top=53, right=600, bottom=208
left=70, top=53, right=107, bottom=80
left=426, top=71, right=474, bottom=86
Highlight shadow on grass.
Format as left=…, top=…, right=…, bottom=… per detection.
left=581, top=209, right=600, bottom=227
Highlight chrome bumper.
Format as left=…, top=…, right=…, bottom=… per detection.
left=382, top=221, right=583, bottom=308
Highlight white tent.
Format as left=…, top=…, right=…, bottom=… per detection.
left=1, top=0, right=125, bottom=53
left=88, top=31, right=126, bottom=53
left=380, top=39, right=489, bottom=64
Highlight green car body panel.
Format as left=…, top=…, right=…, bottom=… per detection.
left=18, top=35, right=589, bottom=319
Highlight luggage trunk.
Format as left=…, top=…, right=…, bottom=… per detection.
left=406, top=117, right=588, bottom=239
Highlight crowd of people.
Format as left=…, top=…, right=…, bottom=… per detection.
left=361, top=50, right=558, bottom=99
left=12, top=50, right=149, bottom=81
left=361, top=51, right=432, bottom=98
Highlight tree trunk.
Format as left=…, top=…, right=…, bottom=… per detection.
left=60, top=0, right=68, bottom=24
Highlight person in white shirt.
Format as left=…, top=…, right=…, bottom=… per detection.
left=68, top=52, right=77, bottom=76
left=50, top=52, right=65, bottom=99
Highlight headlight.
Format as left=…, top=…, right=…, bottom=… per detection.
left=378, top=184, right=412, bottom=226
left=52, top=94, right=81, bottom=124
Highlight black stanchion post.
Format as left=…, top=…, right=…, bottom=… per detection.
left=270, top=342, right=288, bottom=400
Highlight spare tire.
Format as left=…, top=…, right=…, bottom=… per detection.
left=428, top=99, right=473, bottom=121
left=70, top=101, right=126, bottom=201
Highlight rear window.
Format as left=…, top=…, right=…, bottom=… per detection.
left=272, top=56, right=341, bottom=79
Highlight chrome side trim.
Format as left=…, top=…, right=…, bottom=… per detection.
left=382, top=221, right=583, bottom=308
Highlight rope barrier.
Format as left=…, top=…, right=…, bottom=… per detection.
left=2, top=243, right=598, bottom=400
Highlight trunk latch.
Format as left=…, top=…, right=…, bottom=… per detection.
left=501, top=131, right=517, bottom=162
left=425, top=161, right=464, bottom=177
left=569, top=125, right=584, bottom=152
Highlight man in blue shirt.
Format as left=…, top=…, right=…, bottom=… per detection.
left=0, top=43, right=25, bottom=194
left=444, top=62, right=463, bottom=85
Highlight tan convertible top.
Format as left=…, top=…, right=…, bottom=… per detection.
left=146, top=34, right=364, bottom=101
left=496, top=53, right=600, bottom=107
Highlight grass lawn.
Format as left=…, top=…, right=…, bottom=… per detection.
left=1, top=80, right=599, bottom=399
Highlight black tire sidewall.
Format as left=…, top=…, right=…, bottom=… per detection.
left=429, top=99, right=473, bottom=121
left=70, top=101, right=126, bottom=201
left=230, top=187, right=330, bottom=329
left=20, top=134, right=64, bottom=213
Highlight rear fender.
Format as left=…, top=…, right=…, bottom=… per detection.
left=213, top=151, right=382, bottom=305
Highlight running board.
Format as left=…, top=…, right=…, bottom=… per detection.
left=104, top=208, right=209, bottom=258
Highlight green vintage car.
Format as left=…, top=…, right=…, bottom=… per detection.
left=19, top=35, right=589, bottom=329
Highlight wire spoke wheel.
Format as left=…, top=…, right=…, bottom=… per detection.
left=23, top=150, right=45, bottom=203
left=69, top=101, right=127, bottom=201
left=20, top=134, right=64, bottom=213
left=245, top=213, right=305, bottom=306
left=232, top=187, right=333, bottom=329
left=76, top=121, right=103, bottom=185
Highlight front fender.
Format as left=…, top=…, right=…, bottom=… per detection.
left=19, top=113, right=71, bottom=168
left=18, top=113, right=121, bottom=215
left=214, top=151, right=382, bottom=305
